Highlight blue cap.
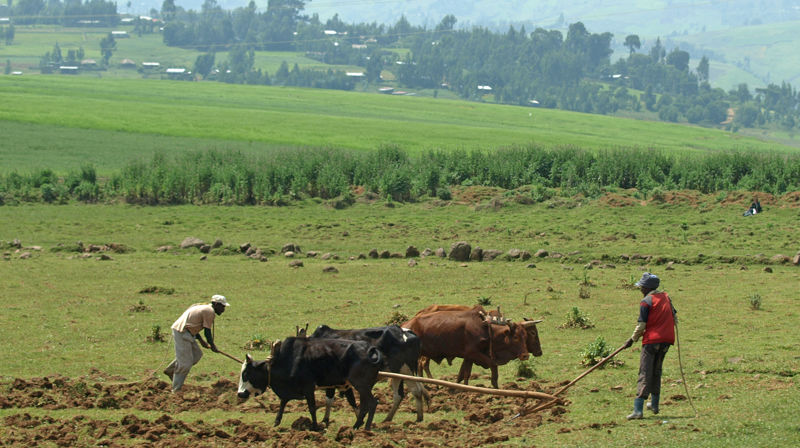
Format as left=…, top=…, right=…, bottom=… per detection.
left=634, top=272, right=660, bottom=289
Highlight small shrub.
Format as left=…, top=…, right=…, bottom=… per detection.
left=129, top=299, right=151, bottom=313
left=515, top=358, right=536, bottom=379
left=139, top=286, right=175, bottom=295
left=436, top=187, right=452, bottom=200
left=477, top=296, right=492, bottom=306
left=146, top=324, right=167, bottom=343
left=385, top=311, right=409, bottom=326
left=561, top=306, right=594, bottom=329
left=578, top=285, right=591, bottom=299
left=243, top=334, right=270, bottom=351
left=581, top=336, right=611, bottom=366
left=748, top=293, right=762, bottom=310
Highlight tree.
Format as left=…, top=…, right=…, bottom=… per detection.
left=436, top=14, right=456, bottom=32
left=666, top=48, right=690, bottom=71
left=696, top=55, right=709, bottom=82
left=194, top=52, right=215, bottom=78
left=161, top=0, right=176, bottom=21
left=650, top=37, right=664, bottom=63
left=4, top=59, right=11, bottom=74
left=51, top=42, right=63, bottom=64
left=624, top=34, right=640, bottom=55
left=99, top=33, right=116, bottom=65
left=4, top=24, right=14, bottom=45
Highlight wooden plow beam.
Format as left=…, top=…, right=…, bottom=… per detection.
left=377, top=371, right=560, bottom=402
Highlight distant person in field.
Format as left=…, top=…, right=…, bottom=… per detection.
left=623, top=273, right=677, bottom=420
left=164, top=295, right=229, bottom=392
left=744, top=197, right=762, bottom=216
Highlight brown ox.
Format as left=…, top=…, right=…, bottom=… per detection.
left=403, top=305, right=542, bottom=388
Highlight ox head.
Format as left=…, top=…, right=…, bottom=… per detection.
left=488, top=322, right=531, bottom=364
left=237, top=353, right=270, bottom=400
left=520, top=318, right=543, bottom=357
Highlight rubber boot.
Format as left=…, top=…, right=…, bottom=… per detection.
left=627, top=398, right=644, bottom=420
left=646, top=394, right=659, bottom=415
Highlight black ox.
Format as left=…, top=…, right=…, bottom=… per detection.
left=238, top=336, right=383, bottom=430
left=310, top=324, right=430, bottom=422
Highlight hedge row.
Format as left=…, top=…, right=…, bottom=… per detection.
left=2, top=145, right=799, bottom=205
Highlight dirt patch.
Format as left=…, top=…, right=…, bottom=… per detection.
left=450, top=186, right=505, bottom=204
left=0, top=373, right=564, bottom=447
left=780, top=191, right=800, bottom=207
left=598, top=192, right=640, bottom=207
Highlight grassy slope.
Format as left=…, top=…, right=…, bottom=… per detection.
left=2, top=76, right=797, bottom=175
left=678, top=20, right=800, bottom=88
left=0, top=200, right=798, bottom=446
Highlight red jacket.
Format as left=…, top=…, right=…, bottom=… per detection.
left=641, top=292, right=676, bottom=345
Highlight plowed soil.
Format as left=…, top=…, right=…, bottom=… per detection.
left=0, top=370, right=567, bottom=447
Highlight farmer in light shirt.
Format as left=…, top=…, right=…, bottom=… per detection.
left=164, top=295, right=229, bottom=392
left=623, top=273, right=677, bottom=419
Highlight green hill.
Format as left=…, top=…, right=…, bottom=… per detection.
left=1, top=76, right=797, bottom=174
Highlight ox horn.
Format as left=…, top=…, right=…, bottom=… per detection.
left=521, top=319, right=543, bottom=327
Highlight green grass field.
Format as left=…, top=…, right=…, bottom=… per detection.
left=0, top=198, right=798, bottom=446
left=2, top=75, right=799, bottom=175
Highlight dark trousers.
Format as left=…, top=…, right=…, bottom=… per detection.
left=636, top=343, right=670, bottom=399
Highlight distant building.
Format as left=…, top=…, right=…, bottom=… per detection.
left=111, top=31, right=129, bottom=38
left=120, top=58, right=136, bottom=68
left=378, top=87, right=394, bottom=94
left=80, top=59, right=97, bottom=67
left=141, top=62, right=160, bottom=69
left=324, top=30, right=337, bottom=35
left=59, top=66, right=79, bottom=74
left=346, top=72, right=365, bottom=77
left=352, top=44, right=367, bottom=49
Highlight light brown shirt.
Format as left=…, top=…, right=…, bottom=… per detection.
left=172, top=304, right=215, bottom=336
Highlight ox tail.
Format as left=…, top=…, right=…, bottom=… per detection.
left=367, top=346, right=383, bottom=366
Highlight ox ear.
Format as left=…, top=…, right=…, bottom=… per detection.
left=246, top=353, right=253, bottom=363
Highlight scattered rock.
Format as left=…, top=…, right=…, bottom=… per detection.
left=390, top=252, right=404, bottom=258
left=434, top=248, right=446, bottom=258
left=481, top=249, right=503, bottom=261
left=379, top=250, right=390, bottom=259
left=284, top=251, right=295, bottom=258
left=535, top=249, right=548, bottom=258
left=421, top=248, right=434, bottom=257
left=322, top=266, right=338, bottom=273
left=341, top=231, right=349, bottom=237
left=665, top=261, right=675, bottom=270
left=793, top=252, right=800, bottom=266
left=180, top=237, right=204, bottom=249
left=211, top=239, right=223, bottom=249
left=306, top=251, right=318, bottom=258
left=245, top=246, right=257, bottom=256
left=19, top=252, right=32, bottom=259
left=771, top=254, right=791, bottom=264
left=763, top=266, right=773, bottom=273
left=739, top=265, right=748, bottom=270
left=200, top=255, right=207, bottom=261
left=408, top=259, right=417, bottom=267
left=368, top=249, right=379, bottom=259
left=98, top=254, right=113, bottom=261
left=199, top=245, right=211, bottom=254
left=405, top=246, right=420, bottom=258
left=239, top=242, right=251, bottom=253
left=448, top=241, right=471, bottom=262
left=526, top=263, right=537, bottom=269
left=156, top=246, right=172, bottom=252
left=357, top=253, right=366, bottom=260
left=281, top=243, right=301, bottom=254
left=10, top=239, right=22, bottom=248
left=289, top=260, right=304, bottom=268
left=469, top=247, right=483, bottom=261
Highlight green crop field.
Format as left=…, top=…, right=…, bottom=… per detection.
left=0, top=197, right=798, bottom=446
left=2, top=76, right=798, bottom=175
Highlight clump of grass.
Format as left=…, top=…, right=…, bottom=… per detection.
left=515, top=358, right=537, bottom=379
left=748, top=293, right=762, bottom=310
left=139, top=286, right=175, bottom=295
left=243, top=334, right=270, bottom=351
left=580, top=336, right=611, bottom=367
left=578, top=285, right=591, bottom=299
left=560, top=306, right=594, bottom=329
left=146, top=324, right=167, bottom=343
left=477, top=296, right=492, bottom=306
left=128, top=298, right=151, bottom=313
left=385, top=311, right=409, bottom=326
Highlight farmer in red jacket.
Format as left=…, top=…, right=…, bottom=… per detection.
left=623, top=272, right=677, bottom=419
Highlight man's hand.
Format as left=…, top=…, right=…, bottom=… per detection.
left=623, top=338, right=634, bottom=349
left=199, top=340, right=210, bottom=349
left=210, top=344, right=219, bottom=353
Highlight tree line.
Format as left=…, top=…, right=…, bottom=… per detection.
left=2, top=146, right=798, bottom=205
left=7, top=0, right=800, bottom=130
